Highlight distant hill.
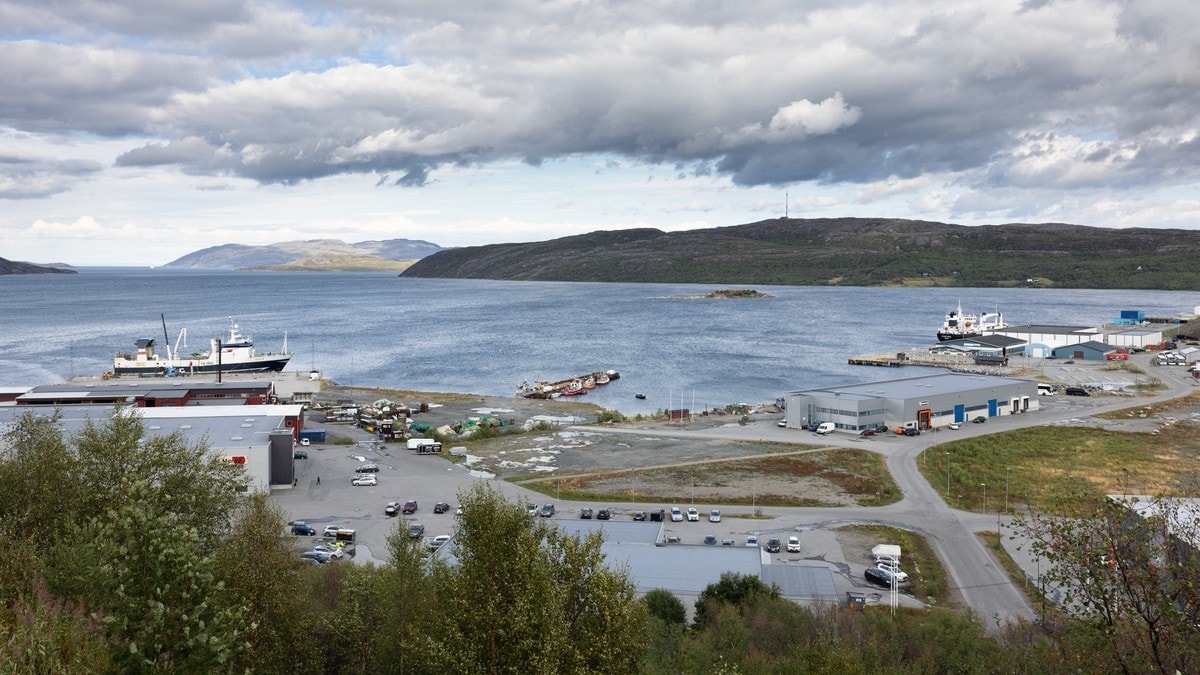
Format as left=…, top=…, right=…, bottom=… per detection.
left=400, top=218, right=1200, bottom=290
left=163, top=238, right=444, bottom=270
left=0, top=257, right=77, bottom=275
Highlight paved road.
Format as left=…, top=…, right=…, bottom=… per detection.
left=572, top=353, right=1199, bottom=627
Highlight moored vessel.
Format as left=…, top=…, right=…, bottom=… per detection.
left=112, top=317, right=292, bottom=376
left=936, top=302, right=1006, bottom=341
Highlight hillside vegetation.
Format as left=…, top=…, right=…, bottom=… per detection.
left=0, top=256, right=77, bottom=275
left=401, top=218, right=1200, bottom=289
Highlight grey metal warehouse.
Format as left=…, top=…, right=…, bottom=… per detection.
left=783, top=372, right=1038, bottom=433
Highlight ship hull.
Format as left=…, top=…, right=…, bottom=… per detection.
left=113, top=355, right=292, bottom=376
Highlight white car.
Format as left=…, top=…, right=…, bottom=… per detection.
left=351, top=474, right=377, bottom=487
left=709, top=509, right=721, bottom=523
left=948, top=423, right=961, bottom=430
left=686, top=507, right=699, bottom=522
left=311, top=544, right=344, bottom=559
left=745, top=535, right=759, bottom=547
left=670, top=507, right=683, bottom=522
left=323, top=524, right=349, bottom=538
left=786, top=535, right=801, bottom=553
left=427, top=534, right=451, bottom=551
left=876, top=560, right=909, bottom=583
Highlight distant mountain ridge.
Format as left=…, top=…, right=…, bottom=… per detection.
left=164, top=238, right=444, bottom=270
left=0, top=257, right=77, bottom=275
left=400, top=217, right=1200, bottom=290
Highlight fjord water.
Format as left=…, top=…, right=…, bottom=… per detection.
left=1, top=269, right=1193, bottom=414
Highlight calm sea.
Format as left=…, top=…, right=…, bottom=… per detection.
left=1, top=269, right=1194, bottom=414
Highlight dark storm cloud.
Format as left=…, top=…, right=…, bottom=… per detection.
left=3, top=0, right=1200, bottom=205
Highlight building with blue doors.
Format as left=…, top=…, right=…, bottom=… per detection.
left=783, top=372, right=1038, bottom=433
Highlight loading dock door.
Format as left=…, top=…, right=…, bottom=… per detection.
left=917, top=409, right=931, bottom=430
left=954, top=404, right=965, bottom=423
left=988, top=399, right=998, bottom=417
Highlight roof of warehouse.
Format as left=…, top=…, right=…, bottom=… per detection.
left=0, top=404, right=290, bottom=447
left=996, top=324, right=1096, bottom=334
left=21, top=381, right=273, bottom=396
left=760, top=564, right=839, bottom=601
left=606, top=543, right=765, bottom=594
left=788, top=372, right=1032, bottom=400
left=938, top=334, right=1026, bottom=348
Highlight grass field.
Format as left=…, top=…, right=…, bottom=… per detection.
left=919, top=422, right=1200, bottom=514
left=515, top=448, right=900, bottom=508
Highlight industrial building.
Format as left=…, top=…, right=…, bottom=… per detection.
left=0, top=403, right=305, bottom=493
left=1050, top=340, right=1120, bottom=361
left=784, top=372, right=1038, bottom=433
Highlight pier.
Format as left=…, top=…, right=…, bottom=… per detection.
left=848, top=348, right=975, bottom=368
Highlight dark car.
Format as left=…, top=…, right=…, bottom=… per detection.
left=1064, top=387, right=1090, bottom=396
left=633, top=510, right=646, bottom=521
left=402, top=499, right=418, bottom=514
left=580, top=507, right=593, bottom=519
left=355, top=463, right=380, bottom=473
left=972, top=416, right=987, bottom=424
left=596, top=508, right=611, bottom=520
left=703, top=534, right=717, bottom=546
left=540, top=503, right=555, bottom=517
left=291, top=521, right=316, bottom=536
left=859, top=429, right=876, bottom=437
left=433, top=501, right=450, bottom=514
left=765, top=537, right=781, bottom=553
left=649, top=508, right=665, bottom=522
left=408, top=523, right=425, bottom=538
left=864, top=567, right=894, bottom=587
left=903, top=427, right=920, bottom=436
left=293, top=449, right=308, bottom=459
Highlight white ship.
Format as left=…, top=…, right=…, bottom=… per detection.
left=936, top=302, right=1006, bottom=341
left=112, top=317, right=292, bottom=376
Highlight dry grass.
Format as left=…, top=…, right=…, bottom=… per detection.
left=517, top=449, right=899, bottom=507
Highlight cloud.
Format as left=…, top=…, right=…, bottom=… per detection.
left=0, top=0, right=1196, bottom=240
left=0, top=152, right=103, bottom=198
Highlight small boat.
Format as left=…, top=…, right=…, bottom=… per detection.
left=595, top=372, right=610, bottom=385
left=635, top=393, right=647, bottom=400
left=559, top=379, right=587, bottom=396
left=582, top=376, right=596, bottom=389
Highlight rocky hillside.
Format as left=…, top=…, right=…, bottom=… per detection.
left=400, top=218, right=1200, bottom=289
left=164, top=238, right=444, bottom=269
left=0, top=257, right=77, bottom=275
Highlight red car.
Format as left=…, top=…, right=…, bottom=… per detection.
left=402, top=500, right=418, bottom=514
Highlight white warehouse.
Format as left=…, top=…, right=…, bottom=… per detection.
left=783, top=373, right=1038, bottom=433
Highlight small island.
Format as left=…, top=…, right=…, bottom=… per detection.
left=668, top=288, right=773, bottom=300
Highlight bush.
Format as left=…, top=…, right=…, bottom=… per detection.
left=642, top=589, right=686, bottom=625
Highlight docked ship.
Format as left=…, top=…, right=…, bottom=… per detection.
left=112, top=317, right=292, bottom=376
left=936, top=302, right=1007, bottom=341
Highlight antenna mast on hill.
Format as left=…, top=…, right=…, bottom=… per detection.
left=785, top=191, right=789, bottom=218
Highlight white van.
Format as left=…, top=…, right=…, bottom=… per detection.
left=815, top=422, right=836, bottom=435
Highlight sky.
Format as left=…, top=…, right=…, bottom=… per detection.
left=2, top=0, right=1199, bottom=266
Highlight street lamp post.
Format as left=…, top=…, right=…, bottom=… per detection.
left=1005, top=466, right=1010, bottom=514
left=981, top=482, right=987, bottom=514
left=945, top=452, right=951, bottom=496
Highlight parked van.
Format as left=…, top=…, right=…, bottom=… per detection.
left=815, top=422, right=836, bottom=435
left=407, top=437, right=439, bottom=451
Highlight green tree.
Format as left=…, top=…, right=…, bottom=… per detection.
left=214, top=494, right=318, bottom=674
left=693, top=572, right=780, bottom=627
left=426, top=482, right=645, bottom=674
left=374, top=521, right=440, bottom=672
left=50, top=483, right=249, bottom=671
left=1014, top=492, right=1200, bottom=674
left=642, top=588, right=686, bottom=625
